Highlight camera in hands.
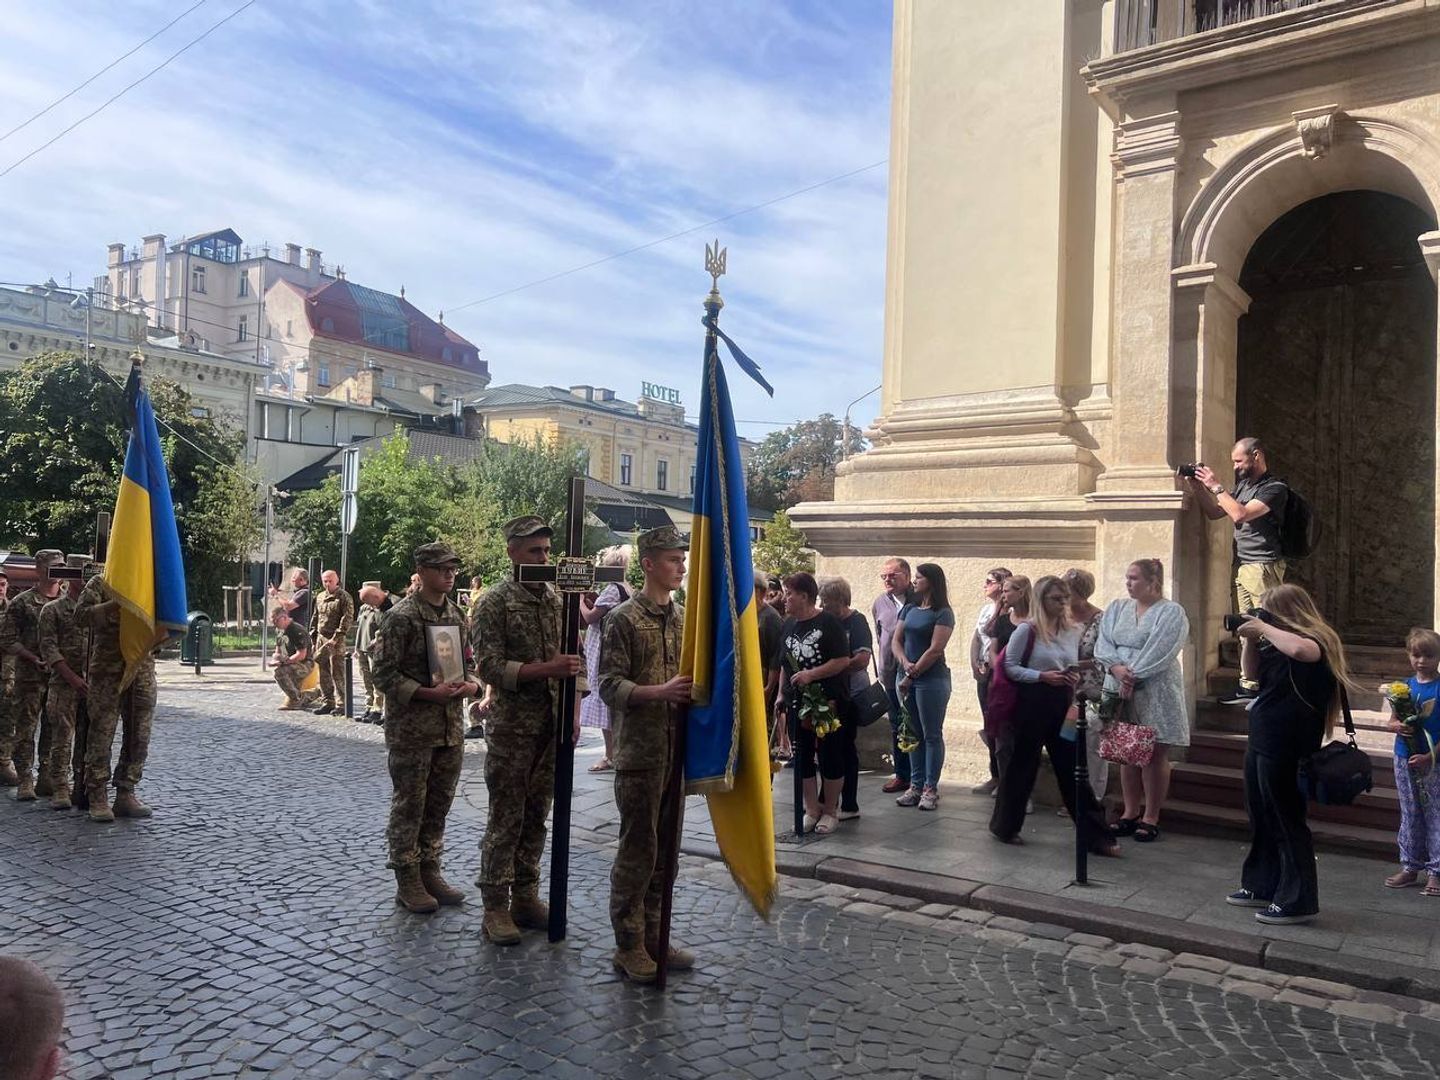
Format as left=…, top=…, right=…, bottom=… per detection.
left=1223, top=608, right=1273, bottom=634
left=1177, top=463, right=1203, bottom=479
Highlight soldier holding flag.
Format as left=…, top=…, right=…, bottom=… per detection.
left=471, top=515, right=583, bottom=946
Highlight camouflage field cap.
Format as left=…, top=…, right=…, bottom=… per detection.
left=637, top=526, right=688, bottom=553
left=414, top=541, right=462, bottom=569
left=34, top=549, right=65, bottom=570
left=503, top=515, right=553, bottom=541
left=361, top=580, right=383, bottom=589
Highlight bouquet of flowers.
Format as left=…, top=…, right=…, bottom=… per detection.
left=797, top=682, right=841, bottom=739
left=896, top=698, right=920, bottom=754
left=1383, top=680, right=1433, bottom=801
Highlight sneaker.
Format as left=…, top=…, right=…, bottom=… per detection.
left=881, top=776, right=908, bottom=794
left=970, top=778, right=998, bottom=796
left=895, top=787, right=921, bottom=807
left=1220, top=687, right=1258, bottom=705
left=1254, top=903, right=1316, bottom=926
left=838, top=808, right=861, bottom=821
left=918, top=788, right=939, bottom=811
left=313, top=703, right=337, bottom=715
left=1225, top=889, right=1270, bottom=908
left=465, top=724, right=486, bottom=740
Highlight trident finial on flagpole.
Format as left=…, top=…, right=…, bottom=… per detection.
left=704, top=239, right=726, bottom=313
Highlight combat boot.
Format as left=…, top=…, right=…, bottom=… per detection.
left=481, top=908, right=522, bottom=945
left=113, top=790, right=152, bottom=818
left=612, top=945, right=658, bottom=983
left=0, top=760, right=17, bottom=786
left=15, top=776, right=36, bottom=801
left=50, top=785, right=72, bottom=810
left=510, top=892, right=550, bottom=931
left=646, top=939, right=696, bottom=971
left=34, top=770, right=52, bottom=798
left=393, top=866, right=439, bottom=913
left=87, top=786, right=114, bottom=822
left=419, top=863, right=465, bottom=906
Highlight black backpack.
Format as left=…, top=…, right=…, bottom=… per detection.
left=1278, top=482, right=1319, bottom=559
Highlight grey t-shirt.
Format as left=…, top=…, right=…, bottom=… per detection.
left=1231, top=473, right=1287, bottom=563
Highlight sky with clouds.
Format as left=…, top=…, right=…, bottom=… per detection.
left=0, top=0, right=893, bottom=434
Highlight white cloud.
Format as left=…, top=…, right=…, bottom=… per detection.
left=0, top=0, right=892, bottom=432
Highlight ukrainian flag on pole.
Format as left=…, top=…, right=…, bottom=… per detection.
left=104, top=365, right=188, bottom=688
left=681, top=276, right=777, bottom=919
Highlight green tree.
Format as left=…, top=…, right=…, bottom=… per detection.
left=0, top=353, right=260, bottom=612
left=744, top=412, right=866, bottom=512
left=751, top=509, right=813, bottom=576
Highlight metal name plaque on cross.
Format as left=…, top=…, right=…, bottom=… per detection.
left=553, top=557, right=597, bottom=594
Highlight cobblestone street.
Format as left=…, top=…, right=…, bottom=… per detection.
left=2, top=673, right=1438, bottom=1078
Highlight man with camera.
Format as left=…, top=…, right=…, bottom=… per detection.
left=1183, top=437, right=1288, bottom=704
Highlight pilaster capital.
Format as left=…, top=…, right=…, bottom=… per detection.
left=1420, top=230, right=1440, bottom=283
left=1171, top=262, right=1252, bottom=317
left=1112, top=111, right=1182, bottom=180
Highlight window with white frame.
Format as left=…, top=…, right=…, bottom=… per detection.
left=657, top=459, right=669, bottom=491
left=237, top=315, right=248, bottom=342
left=192, top=266, right=206, bottom=293
left=239, top=269, right=250, bottom=297
left=619, top=453, right=632, bottom=486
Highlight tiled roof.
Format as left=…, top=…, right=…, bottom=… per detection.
left=470, top=383, right=702, bottom=428
left=305, top=279, right=485, bottom=375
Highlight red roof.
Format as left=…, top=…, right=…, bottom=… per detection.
left=303, top=279, right=484, bottom=374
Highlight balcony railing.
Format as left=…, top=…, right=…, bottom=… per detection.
left=1114, top=0, right=1334, bottom=52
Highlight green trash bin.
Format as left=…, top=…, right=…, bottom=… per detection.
left=181, top=611, right=214, bottom=667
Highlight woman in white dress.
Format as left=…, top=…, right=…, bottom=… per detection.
left=578, top=545, right=633, bottom=772
left=1094, top=559, right=1190, bottom=843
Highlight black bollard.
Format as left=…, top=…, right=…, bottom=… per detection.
left=344, top=651, right=354, bottom=718
left=1073, top=709, right=1090, bottom=886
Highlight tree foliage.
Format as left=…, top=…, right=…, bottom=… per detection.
left=751, top=509, right=813, bottom=576
left=744, top=412, right=866, bottom=512
left=0, top=353, right=261, bottom=612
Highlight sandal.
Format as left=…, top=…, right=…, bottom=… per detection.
left=1424, top=876, right=1440, bottom=897
left=1108, top=817, right=1140, bottom=838
left=815, top=814, right=839, bottom=835
left=801, top=813, right=819, bottom=834
left=1133, top=822, right=1160, bottom=843
left=1386, top=870, right=1421, bottom=889
left=587, top=758, right=613, bottom=773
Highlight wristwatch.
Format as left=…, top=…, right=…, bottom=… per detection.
left=1208, top=483, right=1225, bottom=496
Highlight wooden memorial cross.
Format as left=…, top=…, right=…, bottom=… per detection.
left=513, top=475, right=626, bottom=942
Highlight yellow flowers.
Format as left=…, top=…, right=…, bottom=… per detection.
left=1383, top=682, right=1412, bottom=701
left=798, top=685, right=841, bottom=739
left=896, top=701, right=920, bottom=753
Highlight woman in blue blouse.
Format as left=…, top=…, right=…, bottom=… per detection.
left=891, top=563, right=955, bottom=812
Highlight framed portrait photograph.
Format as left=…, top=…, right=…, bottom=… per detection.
left=454, top=589, right=472, bottom=611
left=426, top=624, right=465, bottom=686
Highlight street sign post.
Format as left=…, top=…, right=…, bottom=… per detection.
left=513, top=477, right=625, bottom=942
left=339, top=446, right=360, bottom=718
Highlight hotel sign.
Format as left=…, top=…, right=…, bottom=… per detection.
left=641, top=382, right=681, bottom=406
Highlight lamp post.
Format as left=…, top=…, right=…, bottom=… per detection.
left=842, top=383, right=881, bottom=460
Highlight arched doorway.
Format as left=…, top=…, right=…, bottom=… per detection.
left=1235, top=190, right=1438, bottom=644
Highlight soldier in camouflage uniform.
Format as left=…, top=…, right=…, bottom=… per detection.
left=599, top=526, right=693, bottom=982
left=270, top=609, right=316, bottom=708
left=353, top=582, right=387, bottom=723
left=74, top=573, right=158, bottom=822
left=472, top=514, right=583, bottom=946
left=311, top=569, right=355, bottom=716
left=372, top=542, right=479, bottom=914
left=38, top=575, right=87, bottom=810
left=0, top=550, right=64, bottom=801
left=0, top=570, right=15, bottom=788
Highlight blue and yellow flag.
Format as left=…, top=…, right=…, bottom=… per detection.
left=104, top=368, right=188, bottom=687
left=681, top=325, right=776, bottom=919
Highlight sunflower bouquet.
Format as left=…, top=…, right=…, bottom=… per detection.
left=797, top=682, right=841, bottom=739
left=1383, top=680, right=1434, bottom=802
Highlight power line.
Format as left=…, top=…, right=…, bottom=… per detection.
left=0, top=0, right=258, bottom=180
left=0, top=0, right=211, bottom=145
left=445, top=159, right=888, bottom=314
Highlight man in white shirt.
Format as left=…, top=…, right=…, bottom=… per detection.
left=969, top=568, right=1011, bottom=795
left=871, top=558, right=914, bottom=794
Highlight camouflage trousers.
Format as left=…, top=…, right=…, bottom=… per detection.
left=44, top=678, right=79, bottom=794
left=356, top=652, right=379, bottom=712
left=0, top=682, right=12, bottom=767
left=273, top=661, right=315, bottom=704
left=9, top=680, right=46, bottom=781
left=385, top=744, right=463, bottom=868
left=610, top=763, right=684, bottom=948
left=315, top=639, right=345, bottom=708
left=86, top=663, right=157, bottom=792
left=478, top=726, right=556, bottom=904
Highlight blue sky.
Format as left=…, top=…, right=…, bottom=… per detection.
left=0, top=1, right=893, bottom=434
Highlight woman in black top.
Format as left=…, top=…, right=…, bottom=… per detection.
left=775, top=572, right=853, bottom=836
left=1228, top=584, right=1355, bottom=925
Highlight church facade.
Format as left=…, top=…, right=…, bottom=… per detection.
left=792, top=0, right=1440, bottom=764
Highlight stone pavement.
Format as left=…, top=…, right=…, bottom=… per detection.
left=0, top=663, right=1435, bottom=1077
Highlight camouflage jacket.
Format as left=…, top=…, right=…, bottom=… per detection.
left=473, top=578, right=584, bottom=737
left=39, top=594, right=86, bottom=676
left=598, top=594, right=685, bottom=771
left=312, top=588, right=355, bottom=645
left=73, top=577, right=152, bottom=680
left=354, top=604, right=382, bottom=655
left=372, top=593, right=477, bottom=749
left=0, top=596, right=10, bottom=688
left=0, top=586, right=61, bottom=684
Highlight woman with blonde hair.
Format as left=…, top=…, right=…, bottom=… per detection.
left=991, top=575, right=1118, bottom=854
left=579, top=544, right=634, bottom=771
left=1227, top=583, right=1357, bottom=925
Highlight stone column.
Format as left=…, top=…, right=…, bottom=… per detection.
left=1421, top=230, right=1440, bottom=624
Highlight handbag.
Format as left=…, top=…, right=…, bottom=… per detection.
left=981, top=629, right=1035, bottom=744
left=1098, top=696, right=1157, bottom=767
left=1298, top=683, right=1372, bottom=806
left=851, top=647, right=890, bottom=728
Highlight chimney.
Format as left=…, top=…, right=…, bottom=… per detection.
left=285, top=243, right=301, bottom=266
left=305, top=248, right=322, bottom=273
left=594, top=387, right=615, bottom=402
left=354, top=366, right=379, bottom=408
left=107, top=243, right=125, bottom=268
left=142, top=234, right=165, bottom=326
left=463, top=406, right=485, bottom=440
left=568, top=385, right=594, bottom=401
left=420, top=382, right=444, bottom=405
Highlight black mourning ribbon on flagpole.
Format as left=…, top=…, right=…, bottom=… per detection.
left=123, top=362, right=142, bottom=428
left=703, top=315, right=774, bottom=398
